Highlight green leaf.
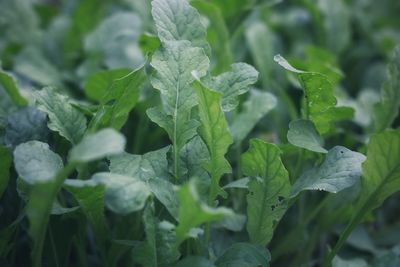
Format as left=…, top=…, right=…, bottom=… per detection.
left=90, top=172, right=151, bottom=214
left=134, top=202, right=180, bottom=266
left=84, top=12, right=144, bottom=69
left=245, top=22, right=274, bottom=87
left=175, top=180, right=233, bottom=244
left=89, top=66, right=147, bottom=130
left=215, top=242, right=271, bottom=267
left=69, top=128, right=125, bottom=163
left=274, top=55, right=353, bottom=134
left=109, top=147, right=179, bottom=219
left=0, top=70, right=28, bottom=106
left=109, top=146, right=170, bottom=181
left=151, top=41, right=209, bottom=115
left=230, top=90, right=277, bottom=143
left=13, top=141, right=63, bottom=184
left=358, top=129, right=400, bottom=211
left=63, top=179, right=108, bottom=246
left=324, top=130, right=400, bottom=265
left=4, top=107, right=49, bottom=147
left=180, top=135, right=210, bottom=182
left=34, top=87, right=87, bottom=144
left=191, top=1, right=233, bottom=73
left=287, top=119, right=327, bottom=153
left=0, top=146, right=12, bottom=198
left=373, top=46, right=400, bottom=132
left=318, top=0, right=351, bottom=54
left=84, top=68, right=131, bottom=102
left=133, top=202, right=157, bottom=267
left=204, top=63, right=258, bottom=111
left=148, top=40, right=208, bottom=179
left=193, top=80, right=233, bottom=202
left=151, top=0, right=209, bottom=51
left=242, top=139, right=291, bottom=245
left=291, top=146, right=366, bottom=197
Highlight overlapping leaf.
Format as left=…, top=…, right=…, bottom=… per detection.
left=242, top=139, right=291, bottom=245
left=291, top=146, right=366, bottom=197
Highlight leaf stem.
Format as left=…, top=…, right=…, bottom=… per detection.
left=30, top=162, right=77, bottom=267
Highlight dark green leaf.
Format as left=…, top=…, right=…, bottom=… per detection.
left=242, top=139, right=291, bottom=245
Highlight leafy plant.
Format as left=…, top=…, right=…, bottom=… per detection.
left=0, top=0, right=400, bottom=266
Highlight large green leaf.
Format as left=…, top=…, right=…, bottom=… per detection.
left=274, top=55, right=353, bottom=134
left=69, top=128, right=125, bottom=162
left=373, top=46, right=400, bottom=132
left=90, top=66, right=147, bottom=130
left=242, top=139, right=291, bottom=245
left=148, top=40, right=208, bottom=180
left=287, top=119, right=327, bottom=153
left=13, top=141, right=63, bottom=184
left=109, top=146, right=170, bottom=181
left=34, top=87, right=87, bottom=144
left=193, top=80, right=233, bottom=202
left=204, top=63, right=258, bottom=111
left=109, top=147, right=179, bottom=219
left=90, top=172, right=151, bottom=214
left=291, top=146, right=366, bottom=197
left=0, top=70, right=28, bottom=106
left=151, top=0, right=209, bottom=52
left=230, top=90, right=277, bottom=143
left=358, top=130, right=400, bottom=210
left=0, top=146, right=11, bottom=198
left=150, top=41, right=209, bottom=115
left=175, top=180, right=233, bottom=244
left=215, top=242, right=271, bottom=267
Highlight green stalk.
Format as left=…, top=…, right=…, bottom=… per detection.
left=30, top=162, right=77, bottom=267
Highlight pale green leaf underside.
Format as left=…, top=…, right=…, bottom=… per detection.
left=14, top=141, right=63, bottom=184
left=287, top=119, right=327, bottom=153
left=34, top=87, right=87, bottom=144
left=291, top=146, right=366, bottom=197
left=90, top=172, right=151, bottom=215
left=151, top=40, right=209, bottom=115
left=242, top=139, right=291, bottom=245
left=69, top=128, right=125, bottom=163
left=151, top=0, right=209, bottom=52
left=109, top=148, right=178, bottom=219
left=204, top=63, right=259, bottom=111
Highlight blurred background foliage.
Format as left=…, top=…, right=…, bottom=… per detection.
left=0, top=0, right=400, bottom=266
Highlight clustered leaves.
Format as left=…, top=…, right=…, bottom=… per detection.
left=0, top=0, right=400, bottom=266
